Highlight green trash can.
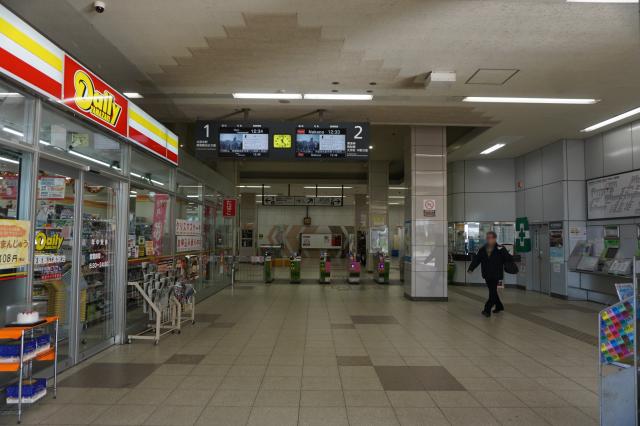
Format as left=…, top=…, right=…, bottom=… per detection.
left=264, top=255, right=274, bottom=283
left=290, top=255, right=301, bottom=284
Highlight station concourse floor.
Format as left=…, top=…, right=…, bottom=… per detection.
left=12, top=283, right=601, bottom=426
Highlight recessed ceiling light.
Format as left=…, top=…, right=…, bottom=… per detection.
left=480, top=144, right=506, bottom=155
left=581, top=106, right=640, bottom=132
left=331, top=89, right=339, bottom=93
left=332, top=81, right=340, bottom=85
left=463, top=96, right=599, bottom=105
left=123, top=92, right=143, bottom=98
left=369, top=82, right=377, bottom=86
left=369, top=145, right=374, bottom=149
left=232, top=93, right=302, bottom=100
left=304, top=94, right=373, bottom=101
left=567, top=0, right=637, bottom=3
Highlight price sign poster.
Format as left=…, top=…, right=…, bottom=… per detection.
left=0, top=219, right=30, bottom=270
left=38, top=176, right=67, bottom=200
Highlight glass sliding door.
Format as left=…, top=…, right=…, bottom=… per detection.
left=78, top=174, right=117, bottom=358
left=33, top=160, right=79, bottom=368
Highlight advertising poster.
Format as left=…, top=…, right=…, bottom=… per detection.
left=176, top=235, right=203, bottom=252
left=152, top=194, right=169, bottom=256
left=0, top=175, right=18, bottom=200
left=0, top=219, right=30, bottom=270
left=38, top=177, right=66, bottom=200
left=223, top=199, right=237, bottom=217
left=175, top=219, right=202, bottom=235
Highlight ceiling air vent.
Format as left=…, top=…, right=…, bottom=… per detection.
left=466, top=69, right=519, bottom=85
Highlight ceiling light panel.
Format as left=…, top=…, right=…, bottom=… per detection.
left=233, top=93, right=302, bottom=100
left=304, top=94, right=373, bottom=101
left=581, top=106, right=640, bottom=132
left=463, top=97, right=599, bottom=104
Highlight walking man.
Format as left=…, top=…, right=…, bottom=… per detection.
left=467, top=231, right=514, bottom=317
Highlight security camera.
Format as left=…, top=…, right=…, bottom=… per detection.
left=93, top=1, right=105, bottom=13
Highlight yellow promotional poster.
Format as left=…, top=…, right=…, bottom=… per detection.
left=0, top=219, right=30, bottom=270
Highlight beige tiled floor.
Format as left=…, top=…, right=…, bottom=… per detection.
left=4, top=283, right=601, bottom=425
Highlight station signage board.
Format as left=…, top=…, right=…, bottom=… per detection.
left=62, top=55, right=128, bottom=138
left=262, top=196, right=343, bottom=207
left=195, top=121, right=369, bottom=161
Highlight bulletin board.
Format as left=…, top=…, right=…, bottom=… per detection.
left=587, top=170, right=640, bottom=220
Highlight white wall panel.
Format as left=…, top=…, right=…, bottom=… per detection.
left=567, top=181, right=586, bottom=221
left=449, top=193, right=465, bottom=222
left=632, top=121, right=640, bottom=170
left=585, top=135, right=604, bottom=179
left=515, top=156, right=525, bottom=191
left=448, top=161, right=465, bottom=194
left=524, top=186, right=543, bottom=222
left=603, top=124, right=633, bottom=176
left=464, top=192, right=515, bottom=222
left=516, top=190, right=525, bottom=217
left=464, top=159, right=515, bottom=193
left=524, top=150, right=543, bottom=189
left=565, top=139, right=585, bottom=181
left=542, top=181, right=565, bottom=222
left=542, top=140, right=565, bottom=185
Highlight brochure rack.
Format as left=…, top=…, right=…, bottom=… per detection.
left=0, top=316, right=59, bottom=424
left=598, top=258, right=639, bottom=426
left=127, top=276, right=195, bottom=345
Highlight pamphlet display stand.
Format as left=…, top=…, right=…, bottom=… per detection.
left=127, top=272, right=195, bottom=345
left=598, top=258, right=639, bottom=425
left=0, top=316, right=59, bottom=424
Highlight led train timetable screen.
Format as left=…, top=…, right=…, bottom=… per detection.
left=295, top=128, right=346, bottom=158
left=218, top=127, right=269, bottom=157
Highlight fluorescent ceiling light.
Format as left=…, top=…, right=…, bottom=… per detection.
left=0, top=93, right=21, bottom=97
left=0, top=156, right=19, bottom=165
left=186, top=195, right=200, bottom=198
left=130, top=172, right=143, bottom=178
left=388, top=202, right=401, bottom=205
left=39, top=139, right=50, bottom=146
left=388, top=196, right=405, bottom=199
left=581, top=106, right=640, bottom=132
left=237, top=185, right=271, bottom=188
left=233, top=93, right=302, bottom=100
left=303, top=186, right=352, bottom=189
left=306, top=195, right=347, bottom=198
left=480, top=144, right=506, bottom=155
left=68, top=150, right=111, bottom=168
left=123, top=92, right=143, bottom=98
left=389, top=187, right=407, bottom=190
left=2, top=127, right=24, bottom=137
left=463, top=96, right=599, bottom=105
left=256, top=194, right=278, bottom=197
left=304, top=94, right=373, bottom=101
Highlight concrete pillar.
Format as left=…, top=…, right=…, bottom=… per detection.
left=404, top=127, right=448, bottom=301
left=367, top=161, right=389, bottom=271
left=239, top=192, right=256, bottom=257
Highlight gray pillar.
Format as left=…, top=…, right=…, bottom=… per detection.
left=404, top=127, right=448, bottom=301
left=367, top=161, right=389, bottom=271
left=239, top=192, right=256, bottom=256
left=354, top=193, right=368, bottom=254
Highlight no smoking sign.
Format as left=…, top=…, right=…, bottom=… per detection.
left=423, top=199, right=436, bottom=217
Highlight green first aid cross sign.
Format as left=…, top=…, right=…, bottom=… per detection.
left=515, top=217, right=531, bottom=253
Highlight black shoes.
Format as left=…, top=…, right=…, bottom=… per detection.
left=481, top=310, right=491, bottom=317
left=493, top=307, right=504, bottom=314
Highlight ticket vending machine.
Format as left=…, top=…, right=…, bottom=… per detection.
left=319, top=252, right=331, bottom=284
left=263, top=253, right=274, bottom=283
left=376, top=253, right=390, bottom=284
left=290, top=254, right=301, bottom=284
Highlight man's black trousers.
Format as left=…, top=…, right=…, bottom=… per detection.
left=484, top=280, right=504, bottom=313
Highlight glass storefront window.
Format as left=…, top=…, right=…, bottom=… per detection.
left=0, top=83, right=34, bottom=145
left=0, top=149, right=28, bottom=326
left=33, top=161, right=77, bottom=364
left=39, top=106, right=123, bottom=172
left=175, top=198, right=202, bottom=290
left=126, top=186, right=172, bottom=332
left=177, top=172, right=202, bottom=200
left=130, top=149, right=172, bottom=189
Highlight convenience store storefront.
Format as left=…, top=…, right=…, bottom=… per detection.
left=0, top=5, right=235, bottom=371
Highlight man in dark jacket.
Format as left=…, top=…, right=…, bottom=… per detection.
left=468, top=231, right=514, bottom=317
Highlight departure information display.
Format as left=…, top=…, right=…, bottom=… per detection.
left=296, top=128, right=346, bottom=158
left=218, top=126, right=269, bottom=157
left=195, top=121, right=369, bottom=160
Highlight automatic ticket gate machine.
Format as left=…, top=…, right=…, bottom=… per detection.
left=347, top=253, right=361, bottom=284
left=290, top=253, right=301, bottom=284
left=319, top=252, right=331, bottom=284
left=376, top=253, right=390, bottom=284
left=263, top=253, right=274, bottom=283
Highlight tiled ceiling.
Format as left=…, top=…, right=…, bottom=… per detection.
left=4, top=0, right=640, bottom=161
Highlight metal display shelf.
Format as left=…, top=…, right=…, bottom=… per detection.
left=0, top=317, right=59, bottom=424
left=598, top=259, right=639, bottom=425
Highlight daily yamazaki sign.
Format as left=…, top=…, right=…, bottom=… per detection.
left=0, top=5, right=178, bottom=165
left=63, top=55, right=128, bottom=138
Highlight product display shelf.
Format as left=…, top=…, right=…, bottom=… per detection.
left=598, top=258, right=639, bottom=426
left=0, top=317, right=59, bottom=424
